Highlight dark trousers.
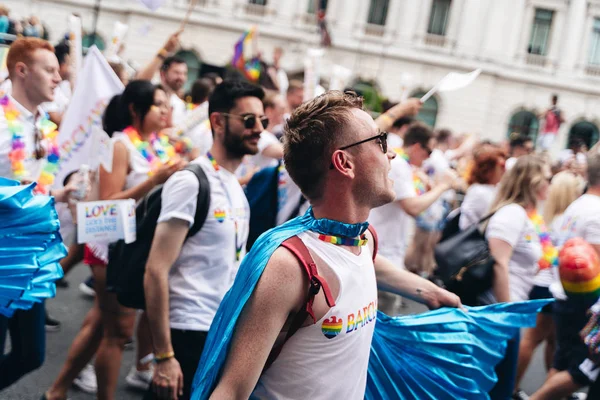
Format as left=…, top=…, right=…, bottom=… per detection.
left=489, top=331, right=520, bottom=400
left=145, top=329, right=208, bottom=400
left=0, top=301, right=46, bottom=390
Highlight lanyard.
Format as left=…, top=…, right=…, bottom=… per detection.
left=207, top=152, right=242, bottom=261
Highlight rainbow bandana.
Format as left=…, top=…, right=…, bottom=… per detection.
left=528, top=210, right=559, bottom=270
left=318, top=233, right=368, bottom=247
left=3, top=95, right=60, bottom=195
left=123, top=126, right=178, bottom=175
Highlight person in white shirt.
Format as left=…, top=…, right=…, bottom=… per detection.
left=530, top=155, right=600, bottom=400
left=183, top=78, right=214, bottom=158
left=143, top=81, right=265, bottom=400
left=368, top=122, right=461, bottom=314
left=505, top=134, right=534, bottom=170
left=0, top=37, right=73, bottom=391
left=513, top=171, right=583, bottom=399
left=485, top=155, right=552, bottom=399
left=43, top=42, right=72, bottom=126
left=459, top=143, right=507, bottom=230
left=209, top=90, right=460, bottom=400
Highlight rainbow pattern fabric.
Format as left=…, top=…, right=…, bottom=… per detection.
left=3, top=95, right=60, bottom=195
left=318, top=233, right=368, bottom=247
left=232, top=27, right=261, bottom=82
left=321, top=316, right=343, bottom=339
left=123, top=126, right=178, bottom=175
left=559, top=237, right=600, bottom=298
left=527, top=211, right=559, bottom=270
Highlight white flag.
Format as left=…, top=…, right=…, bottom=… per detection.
left=421, top=68, right=482, bottom=103
left=104, top=22, right=129, bottom=63
left=68, top=15, right=83, bottom=80
left=139, top=0, right=166, bottom=11
left=55, top=46, right=124, bottom=187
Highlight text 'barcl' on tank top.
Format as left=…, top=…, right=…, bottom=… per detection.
left=252, top=230, right=378, bottom=400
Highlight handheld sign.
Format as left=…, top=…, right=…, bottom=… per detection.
left=77, top=199, right=136, bottom=244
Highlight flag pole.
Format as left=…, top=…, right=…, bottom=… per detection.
left=179, top=0, right=197, bottom=31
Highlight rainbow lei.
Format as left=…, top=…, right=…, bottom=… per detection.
left=318, top=233, right=368, bottom=247
left=123, top=126, right=177, bottom=176
left=528, top=210, right=559, bottom=270
left=3, top=95, right=60, bottom=195
left=394, top=148, right=427, bottom=196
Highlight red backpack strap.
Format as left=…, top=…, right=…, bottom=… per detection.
left=264, top=235, right=335, bottom=369
left=368, top=225, right=378, bottom=261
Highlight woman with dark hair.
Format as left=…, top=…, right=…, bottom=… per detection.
left=459, top=144, right=507, bottom=230
left=43, top=81, right=186, bottom=400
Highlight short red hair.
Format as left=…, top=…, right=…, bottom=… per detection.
left=469, top=144, right=507, bottom=185
left=7, top=37, right=54, bottom=78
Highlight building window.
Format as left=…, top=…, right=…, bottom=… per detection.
left=307, top=0, right=328, bottom=14
left=589, top=18, right=600, bottom=65
left=569, top=121, right=599, bottom=149
left=249, top=0, right=267, bottom=4
left=175, top=49, right=201, bottom=92
left=528, top=8, right=553, bottom=56
left=82, top=33, right=105, bottom=51
left=508, top=110, right=539, bottom=144
left=367, top=0, right=390, bottom=26
left=427, top=0, right=452, bottom=36
left=410, top=90, right=439, bottom=127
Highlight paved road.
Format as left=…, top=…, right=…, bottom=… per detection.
left=3, top=263, right=552, bottom=399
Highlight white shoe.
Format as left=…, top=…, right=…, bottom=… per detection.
left=78, top=282, right=95, bottom=298
left=125, top=366, right=154, bottom=391
left=73, top=363, right=97, bottom=394
left=567, top=393, right=587, bottom=400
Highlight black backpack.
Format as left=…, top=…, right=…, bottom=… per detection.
left=107, top=164, right=211, bottom=310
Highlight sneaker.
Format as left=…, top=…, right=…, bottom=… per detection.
left=73, top=363, right=97, bottom=394
left=79, top=276, right=95, bottom=297
left=55, top=278, right=69, bottom=288
left=125, top=366, right=154, bottom=391
left=567, top=393, right=587, bottom=400
left=512, top=390, right=529, bottom=400
left=45, top=314, right=61, bottom=332
left=124, top=337, right=134, bottom=351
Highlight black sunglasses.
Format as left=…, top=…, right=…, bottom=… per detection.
left=222, top=113, right=269, bottom=130
left=339, top=131, right=388, bottom=154
left=421, top=143, right=433, bottom=156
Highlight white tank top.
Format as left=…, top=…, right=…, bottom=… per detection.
left=252, top=231, right=378, bottom=400
left=112, top=132, right=152, bottom=190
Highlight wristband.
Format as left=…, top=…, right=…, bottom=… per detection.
left=379, top=114, right=393, bottom=125
left=154, top=351, right=175, bottom=363
left=157, top=48, right=169, bottom=60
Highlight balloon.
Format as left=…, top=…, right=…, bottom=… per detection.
left=559, top=237, right=600, bottom=298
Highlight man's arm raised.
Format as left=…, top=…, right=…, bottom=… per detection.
left=210, top=246, right=308, bottom=399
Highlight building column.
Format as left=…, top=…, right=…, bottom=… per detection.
left=558, top=0, right=587, bottom=72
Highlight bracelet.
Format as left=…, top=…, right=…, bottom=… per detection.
left=379, top=114, right=394, bottom=125
left=157, top=48, right=169, bottom=60
left=154, top=351, right=175, bottom=362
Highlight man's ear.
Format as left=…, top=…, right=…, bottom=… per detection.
left=330, top=150, right=355, bottom=179
left=210, top=112, right=224, bottom=136
left=13, top=62, right=28, bottom=80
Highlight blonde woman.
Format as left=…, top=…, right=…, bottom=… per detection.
left=484, top=155, right=552, bottom=399
left=513, top=172, right=583, bottom=399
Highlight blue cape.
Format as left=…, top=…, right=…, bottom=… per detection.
left=191, top=209, right=551, bottom=399
left=0, top=178, right=66, bottom=317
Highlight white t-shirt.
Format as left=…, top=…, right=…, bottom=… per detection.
left=485, top=204, right=542, bottom=302
left=158, top=156, right=250, bottom=331
left=0, top=96, right=49, bottom=181
left=170, top=93, right=187, bottom=127
left=505, top=157, right=517, bottom=171
left=368, top=157, right=416, bottom=267
left=423, top=148, right=450, bottom=175
left=533, top=213, right=564, bottom=288
left=459, top=184, right=496, bottom=230
left=554, top=194, right=600, bottom=247
left=387, top=133, right=403, bottom=153
left=236, top=131, right=281, bottom=179
left=178, top=101, right=209, bottom=151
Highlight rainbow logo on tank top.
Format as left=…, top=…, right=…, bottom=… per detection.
left=214, top=209, right=226, bottom=223
left=321, top=316, right=343, bottom=339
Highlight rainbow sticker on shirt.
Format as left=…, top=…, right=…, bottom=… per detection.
left=214, top=209, right=226, bottom=223
left=321, top=316, right=343, bottom=339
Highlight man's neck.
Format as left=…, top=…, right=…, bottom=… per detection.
left=312, top=190, right=371, bottom=228
left=587, top=186, right=600, bottom=198
left=11, top=82, right=40, bottom=115
left=208, top=144, right=243, bottom=174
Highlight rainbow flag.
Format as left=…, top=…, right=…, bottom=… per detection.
left=232, top=27, right=260, bottom=82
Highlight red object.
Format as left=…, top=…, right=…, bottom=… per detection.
left=559, top=238, right=600, bottom=296
left=84, top=245, right=107, bottom=267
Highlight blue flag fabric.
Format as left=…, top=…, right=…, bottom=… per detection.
left=191, top=209, right=551, bottom=399
left=0, top=178, right=66, bottom=317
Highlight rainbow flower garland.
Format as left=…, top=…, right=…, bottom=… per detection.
left=528, top=210, right=559, bottom=270
left=123, top=126, right=177, bottom=175
left=394, top=147, right=427, bottom=196
left=318, top=233, right=368, bottom=247
left=3, top=95, right=60, bottom=195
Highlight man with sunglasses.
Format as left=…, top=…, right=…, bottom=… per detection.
left=368, top=122, right=462, bottom=315
left=199, top=91, right=462, bottom=400
left=143, top=80, right=265, bottom=400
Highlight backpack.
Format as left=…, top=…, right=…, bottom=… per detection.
left=245, top=162, right=306, bottom=251
left=107, top=163, right=211, bottom=310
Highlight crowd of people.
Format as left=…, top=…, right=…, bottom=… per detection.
left=0, top=23, right=600, bottom=400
